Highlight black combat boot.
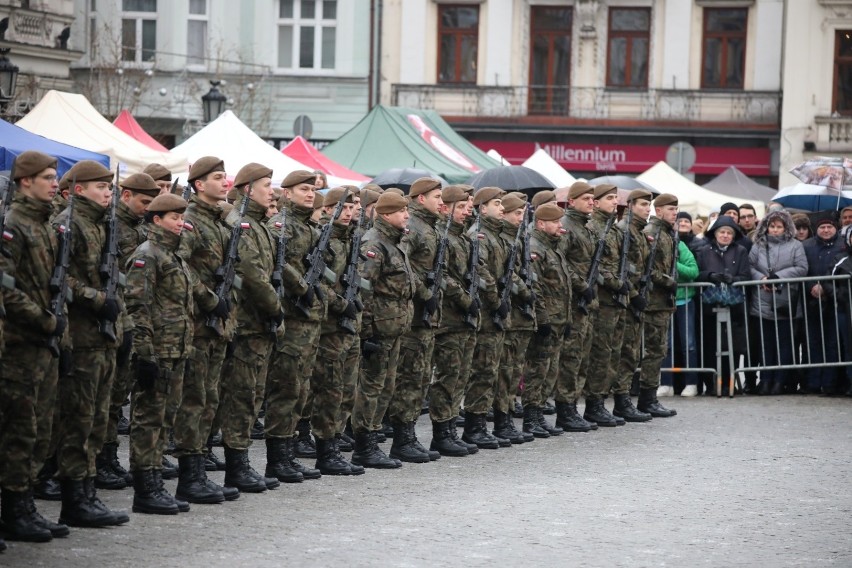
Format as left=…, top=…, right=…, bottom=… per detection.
left=161, top=456, right=179, bottom=480
left=380, top=414, right=395, bottom=438
left=176, top=455, right=225, bottom=504
left=542, top=401, right=556, bottom=415
left=153, top=470, right=190, bottom=512
left=294, top=419, right=317, bottom=458
left=131, top=470, right=178, bottom=515
left=250, top=418, right=265, bottom=440
left=462, top=413, right=500, bottom=449
left=33, top=456, right=61, bottom=501
left=492, top=409, right=524, bottom=444
left=389, top=421, right=430, bottom=463
left=429, top=420, right=468, bottom=457
left=537, top=407, right=563, bottom=436
left=223, top=447, right=267, bottom=493
left=583, top=398, right=618, bottom=427
left=102, top=441, right=133, bottom=484
left=408, top=421, right=440, bottom=460
left=504, top=411, right=531, bottom=443
left=522, top=406, right=550, bottom=438
left=447, top=417, right=478, bottom=453
left=283, top=437, right=321, bottom=480
left=85, top=477, right=130, bottom=524
left=612, top=394, right=652, bottom=423
left=637, top=388, right=677, bottom=418
left=351, top=431, right=402, bottom=469
left=264, top=438, right=304, bottom=483
left=23, top=489, right=68, bottom=538
left=205, top=443, right=226, bottom=472
left=335, top=432, right=353, bottom=452
left=315, top=437, right=362, bottom=475
left=455, top=410, right=465, bottom=428
left=0, top=488, right=53, bottom=542
left=555, top=401, right=592, bottom=432
left=117, top=406, right=130, bottom=436
left=94, top=447, right=127, bottom=490
left=58, top=479, right=123, bottom=528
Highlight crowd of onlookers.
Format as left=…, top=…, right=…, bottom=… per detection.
left=658, top=202, right=852, bottom=397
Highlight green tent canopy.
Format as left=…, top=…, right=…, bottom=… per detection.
left=322, top=105, right=500, bottom=184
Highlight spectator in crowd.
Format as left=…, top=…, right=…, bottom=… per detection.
left=792, top=213, right=812, bottom=242
left=719, top=202, right=753, bottom=252
left=707, top=209, right=720, bottom=230
left=738, top=204, right=759, bottom=238
left=831, top=227, right=852, bottom=396
left=789, top=213, right=813, bottom=376
left=694, top=216, right=751, bottom=396
left=692, top=217, right=707, bottom=236
left=749, top=210, right=808, bottom=395
left=802, top=214, right=846, bottom=395
left=676, top=211, right=707, bottom=255
left=841, top=206, right=852, bottom=228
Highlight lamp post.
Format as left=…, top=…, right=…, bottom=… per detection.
left=0, top=48, right=20, bottom=111
left=201, top=80, right=226, bottom=123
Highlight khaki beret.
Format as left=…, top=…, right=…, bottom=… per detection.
left=121, top=173, right=160, bottom=196
left=626, top=189, right=653, bottom=202
left=282, top=169, right=316, bottom=189
left=459, top=184, right=475, bottom=196
left=409, top=177, right=442, bottom=197
left=58, top=170, right=71, bottom=191
left=593, top=183, right=617, bottom=200
left=323, top=186, right=356, bottom=207
left=501, top=194, right=526, bottom=213
left=362, top=183, right=384, bottom=194
left=234, top=163, right=273, bottom=188
left=531, top=190, right=556, bottom=208
left=654, top=193, right=679, bottom=208
left=226, top=188, right=240, bottom=202
left=67, top=160, right=113, bottom=183
left=188, top=156, right=225, bottom=183
left=142, top=163, right=172, bottom=182
left=441, top=185, right=470, bottom=204
left=13, top=151, right=57, bottom=180
left=568, top=181, right=593, bottom=200
left=313, top=196, right=326, bottom=210
left=535, top=202, right=564, bottom=221
left=375, top=192, right=409, bottom=215
left=385, top=187, right=405, bottom=196
left=473, top=186, right=505, bottom=206
left=507, top=191, right=528, bottom=202
left=271, top=187, right=282, bottom=200
left=361, top=188, right=381, bottom=207
left=148, top=193, right=188, bottom=215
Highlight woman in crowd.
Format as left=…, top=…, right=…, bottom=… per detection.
left=748, top=209, right=808, bottom=395
left=694, top=216, right=751, bottom=396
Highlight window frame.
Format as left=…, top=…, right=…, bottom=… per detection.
left=832, top=30, right=852, bottom=116
left=700, top=7, right=748, bottom=90
left=187, top=0, right=208, bottom=68
left=275, top=0, right=338, bottom=74
left=527, top=5, right=572, bottom=115
left=605, top=7, right=651, bottom=89
left=436, top=4, right=480, bottom=85
left=121, top=1, right=158, bottom=66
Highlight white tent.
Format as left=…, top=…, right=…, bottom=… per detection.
left=486, top=149, right=510, bottom=165
left=522, top=148, right=577, bottom=188
left=638, top=161, right=765, bottom=217
left=17, top=90, right=186, bottom=175
left=173, top=110, right=355, bottom=187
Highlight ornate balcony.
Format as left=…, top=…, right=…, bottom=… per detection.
left=813, top=115, right=852, bottom=152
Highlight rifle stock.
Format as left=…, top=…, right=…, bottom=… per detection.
left=339, top=203, right=369, bottom=335
left=97, top=165, right=122, bottom=342
left=578, top=214, right=615, bottom=315
left=48, top=190, right=73, bottom=357
left=614, top=206, right=634, bottom=308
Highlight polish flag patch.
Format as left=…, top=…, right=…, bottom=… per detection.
left=57, top=225, right=68, bottom=234
left=476, top=233, right=485, bottom=240
left=646, top=235, right=654, bottom=243
left=183, top=221, right=194, bottom=231
left=2, top=230, right=13, bottom=241
left=274, top=222, right=283, bottom=229
left=240, top=222, right=251, bottom=230
left=530, top=253, right=538, bottom=261
left=366, top=250, right=377, bottom=258
left=133, top=259, right=146, bottom=268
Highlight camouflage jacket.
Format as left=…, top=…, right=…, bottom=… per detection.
left=116, top=200, right=146, bottom=267
left=53, top=195, right=124, bottom=349
left=1, top=194, right=60, bottom=345
left=50, top=192, right=67, bottom=223
left=359, top=216, right=415, bottom=339
left=227, top=198, right=281, bottom=336
left=319, top=221, right=360, bottom=336
left=125, top=225, right=212, bottom=361
left=467, top=215, right=509, bottom=332
left=561, top=208, right=597, bottom=309
left=401, top=202, right=441, bottom=326
left=530, top=228, right=572, bottom=327
left=177, top=195, right=236, bottom=339
left=588, top=208, right=624, bottom=307
left=644, top=216, right=678, bottom=313
left=617, top=214, right=650, bottom=301
left=498, top=221, right=535, bottom=331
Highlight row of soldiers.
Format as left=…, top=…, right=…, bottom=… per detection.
left=0, top=150, right=681, bottom=548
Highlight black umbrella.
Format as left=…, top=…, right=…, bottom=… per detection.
left=588, top=175, right=659, bottom=206
left=466, top=166, right=555, bottom=200
left=370, top=168, right=447, bottom=194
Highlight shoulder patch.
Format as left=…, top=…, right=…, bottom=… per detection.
left=133, top=259, right=146, bottom=268
left=530, top=252, right=538, bottom=261
left=646, top=234, right=654, bottom=243
left=183, top=221, right=194, bottom=232
left=366, top=250, right=377, bottom=258
left=477, top=233, right=486, bottom=240
left=274, top=221, right=283, bottom=229
left=2, top=230, right=13, bottom=241
left=240, top=221, right=251, bottom=230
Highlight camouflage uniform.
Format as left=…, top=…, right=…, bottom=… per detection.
left=50, top=192, right=67, bottom=222
left=125, top=224, right=211, bottom=470
left=351, top=216, right=415, bottom=434
left=174, top=195, right=234, bottom=457
left=640, top=216, right=678, bottom=390
left=615, top=214, right=650, bottom=394
left=0, top=194, right=61, bottom=491
left=219, top=198, right=282, bottom=450
left=53, top=195, right=124, bottom=480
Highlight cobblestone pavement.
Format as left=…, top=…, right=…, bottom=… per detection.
left=3, top=395, right=852, bottom=567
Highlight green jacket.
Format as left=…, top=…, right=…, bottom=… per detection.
left=675, top=240, right=699, bottom=303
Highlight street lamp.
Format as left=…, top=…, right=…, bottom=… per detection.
left=0, top=48, right=20, bottom=107
left=201, top=80, right=226, bottom=123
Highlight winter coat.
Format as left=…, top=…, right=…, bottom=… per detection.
left=802, top=231, right=846, bottom=306
left=748, top=210, right=808, bottom=320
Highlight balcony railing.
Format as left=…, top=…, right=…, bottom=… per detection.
left=391, top=84, right=781, bottom=126
left=814, top=115, right=852, bottom=152
left=0, top=3, right=75, bottom=48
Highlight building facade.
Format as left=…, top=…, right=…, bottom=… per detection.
left=381, top=0, right=783, bottom=184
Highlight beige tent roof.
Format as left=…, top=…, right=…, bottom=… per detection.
left=17, top=90, right=186, bottom=175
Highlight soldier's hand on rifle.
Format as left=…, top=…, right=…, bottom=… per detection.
left=135, top=359, right=160, bottom=392
left=536, top=323, right=552, bottom=338
left=98, top=297, right=121, bottom=322
left=361, top=338, right=381, bottom=360
left=616, top=280, right=630, bottom=296
left=51, top=313, right=67, bottom=338
left=299, top=287, right=315, bottom=308
left=495, top=298, right=510, bottom=319
left=527, top=290, right=537, bottom=307
left=211, top=297, right=230, bottom=319
left=270, top=308, right=285, bottom=327
left=342, top=300, right=359, bottom=319
left=581, top=287, right=595, bottom=304
left=629, top=295, right=647, bottom=312
left=661, top=274, right=677, bottom=291
left=423, top=294, right=439, bottom=315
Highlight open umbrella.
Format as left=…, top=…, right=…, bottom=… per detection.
left=773, top=183, right=852, bottom=211
left=370, top=167, right=447, bottom=193
left=789, top=156, right=852, bottom=208
left=466, top=165, right=555, bottom=200
left=588, top=175, right=659, bottom=206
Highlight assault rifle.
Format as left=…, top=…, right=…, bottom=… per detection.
left=0, top=176, right=17, bottom=317
left=269, top=208, right=288, bottom=333
left=517, top=205, right=535, bottom=320
left=97, top=166, right=122, bottom=342
left=578, top=214, right=615, bottom=315
left=463, top=214, right=482, bottom=330
left=669, top=227, right=680, bottom=307
left=631, top=223, right=662, bottom=321
left=422, top=201, right=456, bottom=327
left=48, top=188, right=73, bottom=357
left=179, top=179, right=192, bottom=202
left=493, top=204, right=528, bottom=330
left=614, top=204, right=634, bottom=309
left=206, top=185, right=252, bottom=336
left=293, top=188, right=349, bottom=317
left=339, top=204, right=370, bottom=335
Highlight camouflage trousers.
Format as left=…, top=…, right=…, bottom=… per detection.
left=582, top=306, right=625, bottom=400
left=522, top=325, right=566, bottom=408
left=173, top=335, right=227, bottom=457
left=57, top=347, right=117, bottom=480
left=640, top=311, right=671, bottom=390
left=615, top=313, right=643, bottom=394
left=129, top=357, right=186, bottom=470
left=351, top=335, right=401, bottom=433
left=554, top=309, right=593, bottom=403
left=265, top=319, right=320, bottom=440
left=495, top=330, right=533, bottom=414
left=105, top=343, right=132, bottom=444
left=464, top=331, right=505, bottom=415
left=388, top=327, right=435, bottom=424
left=310, top=330, right=357, bottom=440
left=219, top=334, right=274, bottom=450
left=429, top=329, right=476, bottom=423
left=337, top=337, right=360, bottom=433
left=0, top=345, right=58, bottom=491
